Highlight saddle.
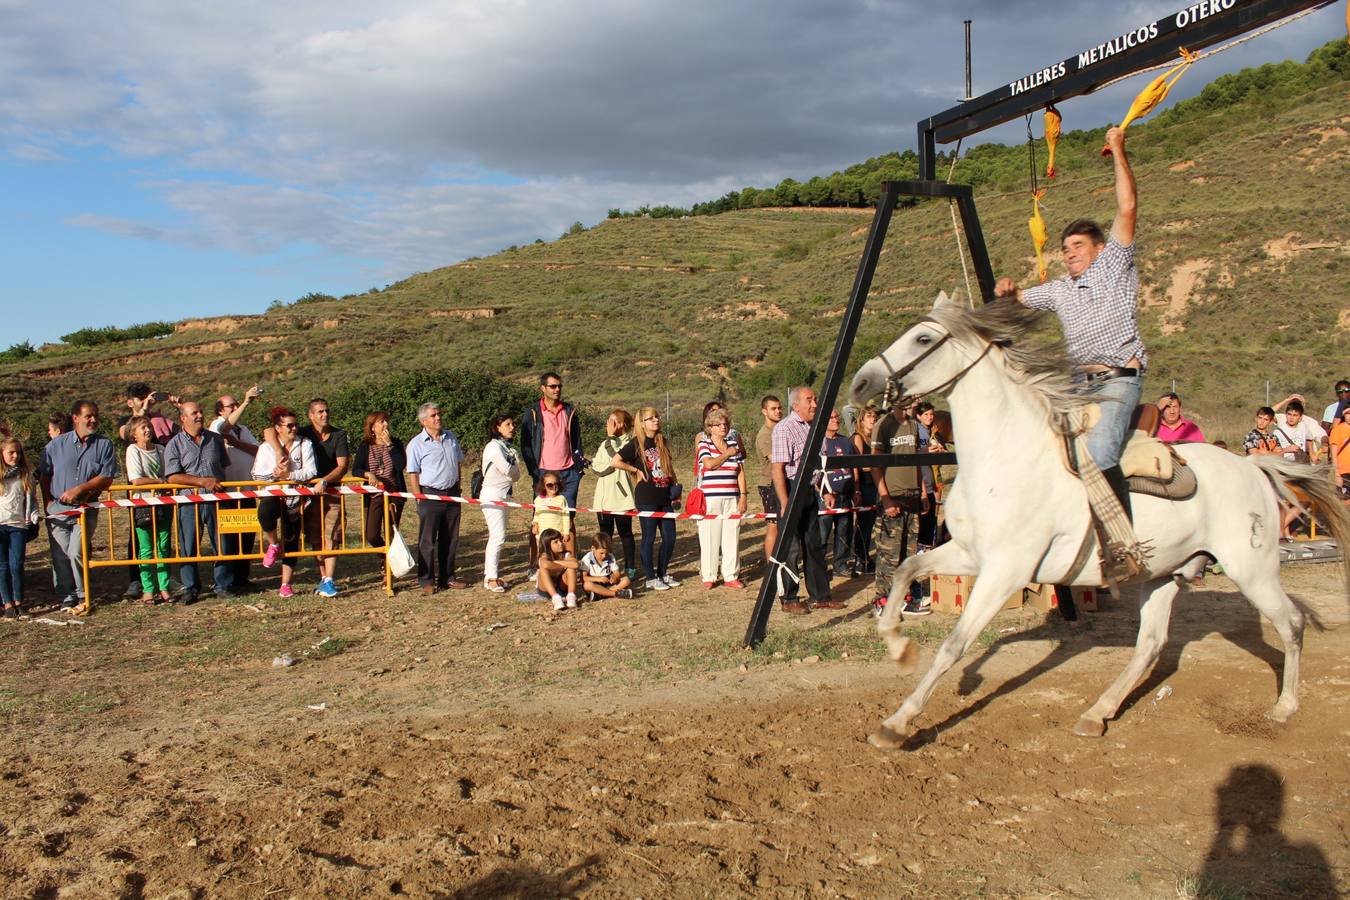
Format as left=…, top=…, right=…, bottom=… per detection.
left=1064, top=403, right=1197, bottom=500
left=1120, top=404, right=1197, bottom=501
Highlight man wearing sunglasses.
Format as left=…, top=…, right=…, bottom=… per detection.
left=520, top=371, right=586, bottom=522
left=1321, top=380, right=1350, bottom=434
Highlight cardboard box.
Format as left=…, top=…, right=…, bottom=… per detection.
left=1025, top=582, right=1099, bottom=613
left=929, top=574, right=1023, bottom=615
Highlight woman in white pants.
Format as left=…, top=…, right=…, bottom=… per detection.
left=695, top=408, right=747, bottom=589
left=480, top=415, right=520, bottom=592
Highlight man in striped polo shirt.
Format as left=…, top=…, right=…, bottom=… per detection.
left=771, top=386, right=843, bottom=614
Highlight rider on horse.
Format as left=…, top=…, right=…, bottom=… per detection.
left=994, top=125, right=1145, bottom=579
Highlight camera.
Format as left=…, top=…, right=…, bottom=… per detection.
left=151, top=391, right=170, bottom=402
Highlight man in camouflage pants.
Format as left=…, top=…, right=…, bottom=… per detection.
left=869, top=401, right=929, bottom=616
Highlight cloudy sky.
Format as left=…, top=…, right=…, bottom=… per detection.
left=1, top=0, right=1338, bottom=345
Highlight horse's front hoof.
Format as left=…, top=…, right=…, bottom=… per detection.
left=884, top=636, right=919, bottom=674
left=1072, top=716, right=1106, bottom=738
left=867, top=725, right=909, bottom=750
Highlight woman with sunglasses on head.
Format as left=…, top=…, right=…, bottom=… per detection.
left=590, top=408, right=637, bottom=579
left=611, top=406, right=679, bottom=591
left=480, top=414, right=520, bottom=592
left=535, top=527, right=579, bottom=611
left=252, top=407, right=318, bottom=598
left=531, top=471, right=575, bottom=567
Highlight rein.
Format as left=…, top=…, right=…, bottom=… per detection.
left=875, top=318, right=995, bottom=403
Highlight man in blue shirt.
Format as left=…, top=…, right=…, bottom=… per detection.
left=164, top=400, right=230, bottom=603
left=40, top=400, right=117, bottom=610
left=405, top=402, right=467, bottom=593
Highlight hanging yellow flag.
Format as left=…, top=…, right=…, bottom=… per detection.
left=1044, top=104, right=1062, bottom=179
left=1028, top=190, right=1048, bottom=283
left=1103, top=48, right=1198, bottom=156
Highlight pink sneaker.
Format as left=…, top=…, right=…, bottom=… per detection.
left=724, top=580, right=745, bottom=590
left=278, top=584, right=294, bottom=598
left=263, top=543, right=280, bottom=569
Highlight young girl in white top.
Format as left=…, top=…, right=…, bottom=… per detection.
left=0, top=437, right=41, bottom=617
left=251, top=407, right=317, bottom=597
left=124, top=416, right=173, bottom=603
left=480, top=414, right=520, bottom=592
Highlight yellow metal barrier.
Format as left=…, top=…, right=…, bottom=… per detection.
left=78, top=476, right=395, bottom=613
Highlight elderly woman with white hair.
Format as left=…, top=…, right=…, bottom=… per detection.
left=695, top=407, right=747, bottom=589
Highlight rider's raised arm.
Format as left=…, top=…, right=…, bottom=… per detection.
left=1106, top=126, right=1137, bottom=248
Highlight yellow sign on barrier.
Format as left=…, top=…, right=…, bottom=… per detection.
left=218, top=508, right=261, bottom=535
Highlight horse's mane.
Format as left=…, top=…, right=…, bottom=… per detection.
left=926, top=299, right=1089, bottom=424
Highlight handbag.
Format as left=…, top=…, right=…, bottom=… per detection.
left=684, top=452, right=706, bottom=516
left=386, top=528, right=416, bottom=579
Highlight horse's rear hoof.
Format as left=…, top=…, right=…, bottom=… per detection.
left=1266, top=701, right=1297, bottom=724
left=867, top=726, right=908, bottom=750
left=1072, top=716, right=1106, bottom=738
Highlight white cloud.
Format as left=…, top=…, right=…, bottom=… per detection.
left=4, top=0, right=1341, bottom=275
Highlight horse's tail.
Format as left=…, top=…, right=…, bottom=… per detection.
left=1249, top=455, right=1350, bottom=595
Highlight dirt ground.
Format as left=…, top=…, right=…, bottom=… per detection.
left=0, top=512, right=1346, bottom=899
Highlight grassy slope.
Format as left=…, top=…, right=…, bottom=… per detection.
left=4, top=73, right=1347, bottom=447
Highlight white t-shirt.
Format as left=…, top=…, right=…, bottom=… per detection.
left=252, top=439, right=317, bottom=483
left=125, top=443, right=165, bottom=500
left=1272, top=414, right=1317, bottom=460
left=209, top=415, right=260, bottom=483
left=580, top=550, right=618, bottom=579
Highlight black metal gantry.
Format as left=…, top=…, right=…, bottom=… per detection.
left=742, top=0, right=1333, bottom=647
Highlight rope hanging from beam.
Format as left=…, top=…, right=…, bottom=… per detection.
left=944, top=138, right=977, bottom=307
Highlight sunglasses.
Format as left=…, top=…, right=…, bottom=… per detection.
left=543, top=482, right=560, bottom=489
left=544, top=383, right=562, bottom=390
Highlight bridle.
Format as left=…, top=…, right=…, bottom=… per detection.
left=873, top=318, right=996, bottom=408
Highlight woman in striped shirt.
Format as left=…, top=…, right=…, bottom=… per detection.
left=695, top=407, right=747, bottom=589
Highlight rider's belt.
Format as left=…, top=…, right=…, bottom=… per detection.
left=1080, top=366, right=1139, bottom=383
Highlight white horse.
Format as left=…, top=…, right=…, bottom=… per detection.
left=848, top=292, right=1350, bottom=748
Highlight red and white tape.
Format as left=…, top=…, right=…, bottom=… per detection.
left=51, top=483, right=877, bottom=521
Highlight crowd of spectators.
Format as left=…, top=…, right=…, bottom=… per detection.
left=0, top=374, right=1346, bottom=620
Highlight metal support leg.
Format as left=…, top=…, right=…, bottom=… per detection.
left=743, top=182, right=901, bottom=648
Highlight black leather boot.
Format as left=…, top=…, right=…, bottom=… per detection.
left=1102, top=465, right=1132, bottom=521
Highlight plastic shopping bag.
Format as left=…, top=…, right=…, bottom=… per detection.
left=386, top=528, right=416, bottom=579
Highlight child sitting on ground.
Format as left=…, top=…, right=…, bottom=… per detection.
left=580, top=533, right=633, bottom=601
left=536, top=528, right=579, bottom=611
left=531, top=471, right=575, bottom=576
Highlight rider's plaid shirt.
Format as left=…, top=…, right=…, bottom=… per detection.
left=1021, top=236, right=1147, bottom=371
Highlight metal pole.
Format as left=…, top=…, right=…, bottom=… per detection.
left=964, top=20, right=973, bottom=101
left=744, top=182, right=902, bottom=648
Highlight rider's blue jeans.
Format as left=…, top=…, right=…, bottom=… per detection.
left=1079, top=373, right=1142, bottom=470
